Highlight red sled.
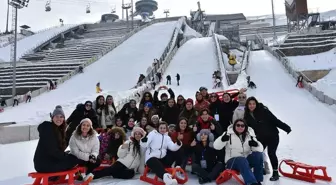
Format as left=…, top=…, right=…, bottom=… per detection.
left=216, top=169, right=244, bottom=185
left=298, top=82, right=303, bottom=88
left=140, top=166, right=188, bottom=185
left=215, top=89, right=240, bottom=101
left=279, top=159, right=332, bottom=183
left=94, top=159, right=115, bottom=171
left=26, top=166, right=92, bottom=185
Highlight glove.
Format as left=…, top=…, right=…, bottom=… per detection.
left=287, top=127, right=292, bottom=134
left=89, top=154, right=96, bottom=161
left=141, top=136, right=148, bottom=142
left=176, top=140, right=182, bottom=146
left=248, top=139, right=258, bottom=147
left=221, top=133, right=230, bottom=142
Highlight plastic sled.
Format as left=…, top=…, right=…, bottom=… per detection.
left=279, top=159, right=332, bottom=183
left=216, top=169, right=244, bottom=185
left=140, top=166, right=188, bottom=185
left=94, top=159, right=115, bottom=171
left=0, top=108, right=4, bottom=113
left=298, top=82, right=303, bottom=88
left=215, top=89, right=240, bottom=101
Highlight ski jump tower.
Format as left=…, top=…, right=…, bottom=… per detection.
left=285, top=0, right=320, bottom=32
left=134, top=0, right=158, bottom=21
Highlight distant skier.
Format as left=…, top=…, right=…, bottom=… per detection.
left=166, top=75, right=171, bottom=85
left=176, top=73, right=180, bottom=86
left=13, top=95, right=19, bottom=107
left=26, top=90, right=32, bottom=103
left=156, top=72, right=162, bottom=82
left=296, top=75, right=303, bottom=88
left=213, top=77, right=221, bottom=89
left=96, top=82, right=103, bottom=93
left=78, top=66, right=83, bottom=73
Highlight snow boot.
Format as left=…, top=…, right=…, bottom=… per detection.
left=84, top=173, right=94, bottom=181
left=163, top=173, right=178, bottom=185
left=75, top=171, right=84, bottom=181
left=270, top=170, right=280, bottom=181
left=198, top=177, right=211, bottom=184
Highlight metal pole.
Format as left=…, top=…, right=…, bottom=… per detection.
left=131, top=0, right=134, bottom=29
left=126, top=8, right=129, bottom=31
left=122, top=0, right=124, bottom=20
left=271, top=0, right=277, bottom=40
left=6, top=0, right=10, bottom=33
left=12, top=7, right=18, bottom=97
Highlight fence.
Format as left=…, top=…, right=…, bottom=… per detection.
left=0, top=18, right=186, bottom=144
left=212, top=34, right=230, bottom=88
left=264, top=45, right=336, bottom=105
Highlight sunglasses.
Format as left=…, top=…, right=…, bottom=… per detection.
left=236, top=124, right=245, bottom=128
left=238, top=96, right=246, bottom=99
left=85, top=104, right=92, bottom=107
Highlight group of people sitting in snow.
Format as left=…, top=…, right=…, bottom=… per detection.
left=33, top=85, right=292, bottom=185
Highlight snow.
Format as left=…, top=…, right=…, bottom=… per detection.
left=156, top=37, right=219, bottom=99
left=0, top=34, right=25, bottom=48
left=286, top=48, right=336, bottom=71
left=217, top=34, right=228, bottom=40
left=183, top=24, right=202, bottom=38
left=247, top=50, right=336, bottom=184
left=0, top=21, right=177, bottom=125
left=266, top=34, right=288, bottom=46
left=312, top=69, right=336, bottom=99
left=0, top=25, right=78, bottom=62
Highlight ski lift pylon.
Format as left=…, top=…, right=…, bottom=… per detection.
left=45, top=0, right=51, bottom=12
left=86, top=4, right=91, bottom=14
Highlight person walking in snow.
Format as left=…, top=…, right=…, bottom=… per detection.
left=213, top=77, right=221, bottom=89
left=13, top=94, right=19, bottom=107
left=296, top=75, right=303, bottom=88
left=156, top=72, right=162, bottom=82
left=166, top=75, right=171, bottom=85
left=244, top=97, right=292, bottom=181
left=26, top=90, right=32, bottom=103
left=176, top=73, right=180, bottom=86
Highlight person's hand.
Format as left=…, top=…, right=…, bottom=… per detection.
left=210, top=123, right=215, bottom=130
left=177, top=133, right=184, bottom=140
left=248, top=138, right=258, bottom=147
left=190, top=139, right=197, bottom=147
left=121, top=142, right=129, bottom=149
left=221, top=133, right=230, bottom=142
left=240, top=88, right=247, bottom=92
left=89, top=155, right=96, bottom=163
left=104, top=154, right=110, bottom=160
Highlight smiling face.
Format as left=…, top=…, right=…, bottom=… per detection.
left=186, top=102, right=193, bottom=110
left=107, top=96, right=113, bottom=105
left=134, top=132, right=142, bottom=141
left=85, top=102, right=92, bottom=111
left=81, top=121, right=91, bottom=135
left=168, top=99, right=174, bottom=107
left=158, top=124, right=167, bottom=134
left=248, top=100, right=257, bottom=112
left=210, top=93, right=217, bottom=102
left=52, top=114, right=64, bottom=126
left=144, top=93, right=151, bottom=101
left=98, top=97, right=105, bottom=105
left=235, top=120, right=246, bottom=134
left=200, top=133, right=208, bottom=142
left=201, top=110, right=209, bottom=121
left=196, top=93, right=203, bottom=101
left=179, top=119, right=187, bottom=131
left=223, top=93, right=231, bottom=103
left=141, top=117, right=147, bottom=127
left=116, top=118, right=123, bottom=126
left=144, top=106, right=150, bottom=112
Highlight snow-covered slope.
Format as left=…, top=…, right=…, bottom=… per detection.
left=0, top=21, right=177, bottom=125
left=247, top=50, right=336, bottom=184
left=0, top=24, right=78, bottom=62
left=157, top=37, right=219, bottom=99
left=312, top=69, right=336, bottom=100
left=286, top=48, right=336, bottom=71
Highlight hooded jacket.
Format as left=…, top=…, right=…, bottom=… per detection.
left=69, top=130, right=99, bottom=161
left=213, top=124, right=263, bottom=163
left=117, top=139, right=146, bottom=173
left=140, top=130, right=181, bottom=162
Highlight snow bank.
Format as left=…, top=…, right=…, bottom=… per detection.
left=228, top=71, right=248, bottom=89
left=217, top=34, right=228, bottom=40
left=183, top=24, right=202, bottom=38
left=267, top=34, right=287, bottom=46
left=286, top=48, right=336, bottom=71
left=312, top=69, right=336, bottom=99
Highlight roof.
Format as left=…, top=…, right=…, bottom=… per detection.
left=204, top=13, right=246, bottom=21
left=20, top=25, right=30, bottom=29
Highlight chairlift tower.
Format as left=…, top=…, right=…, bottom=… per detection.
left=9, top=0, right=29, bottom=97
left=163, top=9, right=170, bottom=18
left=122, top=3, right=132, bottom=31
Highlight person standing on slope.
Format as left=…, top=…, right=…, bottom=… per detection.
left=244, top=97, right=292, bottom=181
left=166, top=75, right=172, bottom=85
left=176, top=73, right=180, bottom=86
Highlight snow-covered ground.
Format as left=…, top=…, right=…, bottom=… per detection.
left=183, top=24, right=202, bottom=38
left=265, top=34, right=288, bottom=46
left=156, top=37, right=219, bottom=99
left=286, top=48, right=336, bottom=71
left=1, top=50, right=336, bottom=185
left=247, top=50, right=336, bottom=185
left=0, top=34, right=25, bottom=48
left=0, top=21, right=177, bottom=125
left=0, top=24, right=78, bottom=62
left=312, top=69, right=336, bottom=99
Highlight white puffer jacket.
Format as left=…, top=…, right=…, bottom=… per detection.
left=69, top=131, right=100, bottom=161
left=232, top=105, right=245, bottom=123
left=101, top=105, right=116, bottom=129
left=213, top=125, right=263, bottom=163
left=117, top=139, right=146, bottom=173
left=141, top=130, right=181, bottom=162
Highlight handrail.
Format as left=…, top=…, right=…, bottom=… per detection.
left=212, top=34, right=230, bottom=88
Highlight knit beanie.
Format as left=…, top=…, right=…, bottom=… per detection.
left=151, top=115, right=159, bottom=121
left=131, top=126, right=146, bottom=138
left=185, top=98, right=193, bottom=105
left=144, top=102, right=152, bottom=108
left=196, top=129, right=214, bottom=142
left=52, top=105, right=65, bottom=117
left=79, top=118, right=93, bottom=128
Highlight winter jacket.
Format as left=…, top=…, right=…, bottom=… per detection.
left=170, top=130, right=194, bottom=146
left=192, top=142, right=218, bottom=171
left=33, top=121, right=70, bottom=172
left=140, top=130, right=181, bottom=162
left=69, top=130, right=100, bottom=161
left=179, top=108, right=198, bottom=127
left=195, top=116, right=222, bottom=138
left=96, top=86, right=102, bottom=93
left=194, top=100, right=210, bottom=113
left=118, top=102, right=138, bottom=124
left=213, top=125, right=263, bottom=163
left=244, top=103, right=291, bottom=141
left=209, top=100, right=221, bottom=120
left=162, top=105, right=180, bottom=126
left=153, top=88, right=175, bottom=114
left=117, top=139, right=146, bottom=173
left=101, top=105, right=116, bottom=129
left=136, top=109, right=156, bottom=123
left=67, top=104, right=98, bottom=130
left=232, top=105, right=245, bottom=124
left=218, top=100, right=239, bottom=131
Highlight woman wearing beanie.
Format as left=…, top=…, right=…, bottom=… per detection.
left=85, top=127, right=146, bottom=180
left=141, top=121, right=182, bottom=185
left=33, top=106, right=80, bottom=175
left=136, top=102, right=156, bottom=123
left=244, top=97, right=291, bottom=181
left=191, top=129, right=223, bottom=184
left=69, top=118, right=101, bottom=177
left=213, top=119, right=264, bottom=185
left=232, top=93, right=247, bottom=123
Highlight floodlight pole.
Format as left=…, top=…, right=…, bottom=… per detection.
left=164, top=9, right=170, bottom=18
left=6, top=0, right=10, bottom=33
left=271, top=0, right=277, bottom=40
left=131, top=0, right=134, bottom=29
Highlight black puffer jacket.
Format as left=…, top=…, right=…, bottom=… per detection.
left=162, top=103, right=180, bottom=126
left=192, top=142, right=218, bottom=171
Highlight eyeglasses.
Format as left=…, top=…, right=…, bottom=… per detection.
left=238, top=96, right=246, bottom=99
left=236, top=124, right=245, bottom=128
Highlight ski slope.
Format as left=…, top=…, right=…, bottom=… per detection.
left=247, top=50, right=336, bottom=185
left=156, top=37, right=219, bottom=99
left=0, top=25, right=78, bottom=62
left=0, top=21, right=177, bottom=125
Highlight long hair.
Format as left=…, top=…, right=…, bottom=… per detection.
left=130, top=137, right=141, bottom=157
left=244, top=96, right=261, bottom=119
left=105, top=95, right=117, bottom=114
left=52, top=120, right=67, bottom=151
left=74, top=122, right=95, bottom=137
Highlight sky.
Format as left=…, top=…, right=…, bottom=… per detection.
left=0, top=0, right=335, bottom=32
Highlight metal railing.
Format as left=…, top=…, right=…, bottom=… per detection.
left=212, top=33, right=230, bottom=88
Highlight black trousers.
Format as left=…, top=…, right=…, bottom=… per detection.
left=13, top=99, right=18, bottom=107
left=78, top=158, right=101, bottom=174
left=35, top=154, right=79, bottom=173
left=259, top=134, right=279, bottom=170
left=166, top=80, right=171, bottom=85
left=26, top=96, right=31, bottom=103
left=146, top=154, right=174, bottom=179
left=192, top=162, right=225, bottom=180
left=170, top=147, right=193, bottom=169
left=177, top=80, right=180, bottom=86
left=92, top=161, right=135, bottom=179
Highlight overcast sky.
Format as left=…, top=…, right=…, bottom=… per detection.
left=0, top=0, right=335, bottom=31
